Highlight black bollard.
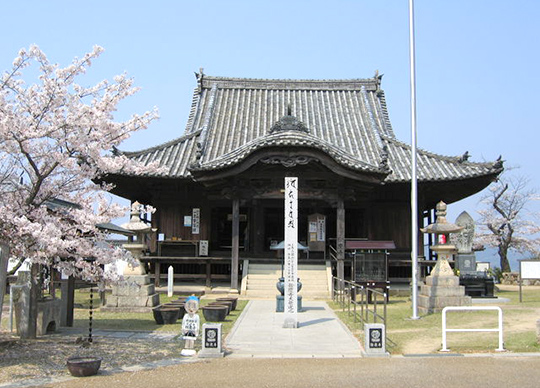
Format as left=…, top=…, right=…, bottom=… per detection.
left=88, top=287, right=93, bottom=343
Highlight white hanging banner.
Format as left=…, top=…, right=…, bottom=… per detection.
left=283, top=177, right=298, bottom=328
left=192, top=208, right=200, bottom=234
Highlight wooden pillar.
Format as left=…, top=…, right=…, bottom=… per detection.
left=231, top=199, right=240, bottom=292
left=253, top=200, right=265, bottom=254
left=206, top=260, right=212, bottom=288
left=154, top=261, right=161, bottom=288
left=336, top=199, right=345, bottom=285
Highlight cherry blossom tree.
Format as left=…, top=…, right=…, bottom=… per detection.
left=0, top=45, right=159, bottom=327
left=475, top=175, right=540, bottom=273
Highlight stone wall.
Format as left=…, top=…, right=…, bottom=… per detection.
left=501, top=272, right=540, bottom=286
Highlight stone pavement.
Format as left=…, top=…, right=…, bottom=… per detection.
left=225, top=300, right=364, bottom=358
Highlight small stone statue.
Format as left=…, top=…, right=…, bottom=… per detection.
left=180, top=296, right=200, bottom=356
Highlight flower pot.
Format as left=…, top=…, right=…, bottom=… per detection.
left=201, top=305, right=228, bottom=322
left=216, top=297, right=238, bottom=311
left=168, top=299, right=186, bottom=305
left=152, top=306, right=164, bottom=324
left=208, top=302, right=231, bottom=315
left=157, top=307, right=181, bottom=324
left=162, top=303, right=186, bottom=320
left=66, top=356, right=102, bottom=377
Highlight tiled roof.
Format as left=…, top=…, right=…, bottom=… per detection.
left=119, top=74, right=502, bottom=183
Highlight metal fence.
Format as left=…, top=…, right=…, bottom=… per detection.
left=331, top=276, right=393, bottom=349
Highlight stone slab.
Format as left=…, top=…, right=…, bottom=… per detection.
left=226, top=300, right=363, bottom=358
left=425, top=275, right=460, bottom=287
left=119, top=275, right=152, bottom=286
left=106, top=293, right=159, bottom=308
left=419, top=285, right=468, bottom=297
left=456, top=254, right=477, bottom=274
left=111, top=284, right=156, bottom=297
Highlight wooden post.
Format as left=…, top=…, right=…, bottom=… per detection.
left=336, top=199, right=345, bottom=288
left=231, top=199, right=240, bottom=292
left=154, top=261, right=161, bottom=288
left=253, top=200, right=265, bottom=254
left=206, top=260, right=212, bottom=288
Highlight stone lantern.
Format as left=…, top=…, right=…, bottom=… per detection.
left=418, top=201, right=471, bottom=315
left=121, top=201, right=153, bottom=275
left=104, top=201, right=159, bottom=311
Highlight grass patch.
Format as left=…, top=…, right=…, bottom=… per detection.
left=72, top=291, right=247, bottom=339
left=331, top=286, right=540, bottom=354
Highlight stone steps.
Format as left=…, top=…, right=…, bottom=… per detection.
left=243, top=262, right=330, bottom=299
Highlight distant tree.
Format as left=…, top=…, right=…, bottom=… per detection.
left=475, top=175, right=540, bottom=272
left=0, top=45, right=159, bottom=332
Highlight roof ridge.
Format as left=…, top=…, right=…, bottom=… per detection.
left=381, top=135, right=499, bottom=166
left=202, top=75, right=379, bottom=83
left=184, top=87, right=201, bottom=134
left=120, top=129, right=202, bottom=157
left=200, top=75, right=380, bottom=91
left=194, top=131, right=384, bottom=173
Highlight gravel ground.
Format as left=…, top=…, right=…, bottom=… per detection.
left=41, top=356, right=540, bottom=388
left=0, top=331, right=182, bottom=385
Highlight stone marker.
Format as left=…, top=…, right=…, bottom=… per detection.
left=364, top=323, right=388, bottom=356
left=452, top=211, right=477, bottom=274
left=283, top=177, right=299, bottom=329
left=198, top=323, right=224, bottom=358
left=167, top=266, right=174, bottom=297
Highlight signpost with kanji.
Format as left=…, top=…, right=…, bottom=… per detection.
left=283, top=177, right=298, bottom=328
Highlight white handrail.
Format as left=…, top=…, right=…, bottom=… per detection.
left=441, top=306, right=505, bottom=352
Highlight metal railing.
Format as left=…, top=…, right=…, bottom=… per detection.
left=332, top=276, right=392, bottom=347
left=441, top=306, right=505, bottom=352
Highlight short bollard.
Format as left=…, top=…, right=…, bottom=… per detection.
left=364, top=323, right=388, bottom=356
left=198, top=323, right=224, bottom=358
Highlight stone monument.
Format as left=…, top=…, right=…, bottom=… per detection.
left=418, top=201, right=471, bottom=315
left=451, top=211, right=477, bottom=274
left=104, top=202, right=159, bottom=311
left=199, top=323, right=224, bottom=358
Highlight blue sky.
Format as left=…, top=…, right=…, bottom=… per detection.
left=2, top=1, right=539, bottom=268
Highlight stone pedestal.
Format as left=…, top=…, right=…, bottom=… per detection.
left=276, top=295, right=302, bottom=312
left=103, top=275, right=159, bottom=312
left=418, top=274, right=471, bottom=315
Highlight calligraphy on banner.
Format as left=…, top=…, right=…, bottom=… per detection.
left=283, top=177, right=298, bottom=328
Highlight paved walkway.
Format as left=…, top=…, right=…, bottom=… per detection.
left=225, top=300, right=364, bottom=358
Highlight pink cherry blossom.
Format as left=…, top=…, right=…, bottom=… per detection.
left=0, top=45, right=161, bottom=286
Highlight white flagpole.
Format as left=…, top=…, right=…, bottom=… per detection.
left=409, top=0, right=419, bottom=320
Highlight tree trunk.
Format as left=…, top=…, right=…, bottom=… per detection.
left=499, top=245, right=511, bottom=273
left=0, top=242, right=10, bottom=323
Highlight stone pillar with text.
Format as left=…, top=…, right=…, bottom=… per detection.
left=283, top=177, right=298, bottom=328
